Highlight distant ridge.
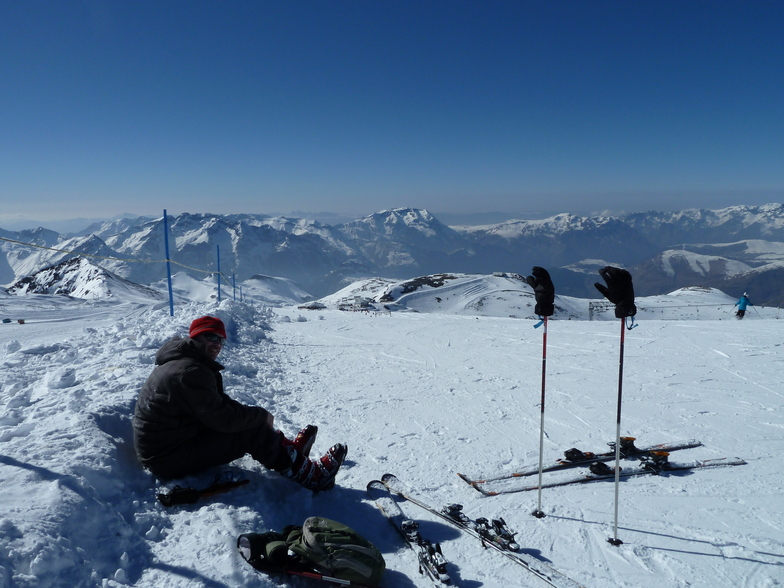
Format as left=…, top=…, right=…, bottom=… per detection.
left=2, top=204, right=783, bottom=305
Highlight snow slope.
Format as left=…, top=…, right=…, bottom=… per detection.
left=7, top=258, right=165, bottom=303
left=318, top=274, right=742, bottom=322
left=146, top=272, right=312, bottom=307
left=0, top=288, right=782, bottom=588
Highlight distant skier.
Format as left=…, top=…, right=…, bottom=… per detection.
left=133, top=315, right=346, bottom=490
left=734, top=292, right=752, bottom=319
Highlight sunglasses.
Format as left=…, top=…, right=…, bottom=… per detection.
left=203, top=333, right=226, bottom=345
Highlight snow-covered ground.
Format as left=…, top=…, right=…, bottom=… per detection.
left=0, top=287, right=782, bottom=588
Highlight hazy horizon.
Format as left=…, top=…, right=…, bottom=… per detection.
left=2, top=2, right=782, bottom=223
left=2, top=198, right=782, bottom=235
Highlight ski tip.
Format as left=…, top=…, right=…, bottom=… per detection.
left=476, top=487, right=499, bottom=497
left=457, top=472, right=482, bottom=484
left=457, top=473, right=497, bottom=495
left=457, top=472, right=495, bottom=496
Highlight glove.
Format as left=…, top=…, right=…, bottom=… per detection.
left=526, top=266, right=555, bottom=317
left=594, top=266, right=636, bottom=318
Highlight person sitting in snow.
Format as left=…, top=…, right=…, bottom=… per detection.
left=132, top=315, right=346, bottom=491
left=734, top=292, right=752, bottom=319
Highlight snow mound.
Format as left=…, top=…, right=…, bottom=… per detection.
left=0, top=298, right=274, bottom=587
left=318, top=273, right=586, bottom=320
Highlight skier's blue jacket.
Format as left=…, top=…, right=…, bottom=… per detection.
left=735, top=296, right=751, bottom=311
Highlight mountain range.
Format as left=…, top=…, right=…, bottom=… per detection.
left=1, top=203, right=783, bottom=305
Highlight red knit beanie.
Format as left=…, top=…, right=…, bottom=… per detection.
left=189, top=316, right=227, bottom=340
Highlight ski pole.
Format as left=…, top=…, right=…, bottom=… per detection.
left=532, top=315, right=548, bottom=518
left=608, top=317, right=626, bottom=546
left=286, top=569, right=379, bottom=587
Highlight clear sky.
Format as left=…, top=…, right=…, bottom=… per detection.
left=1, top=1, right=782, bottom=227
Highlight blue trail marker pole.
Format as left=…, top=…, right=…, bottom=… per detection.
left=216, top=245, right=221, bottom=302
left=163, top=210, right=174, bottom=317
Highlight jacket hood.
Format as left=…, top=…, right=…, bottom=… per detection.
left=155, top=336, right=224, bottom=370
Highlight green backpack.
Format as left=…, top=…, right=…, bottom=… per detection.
left=284, top=516, right=386, bottom=585
left=239, top=516, right=386, bottom=587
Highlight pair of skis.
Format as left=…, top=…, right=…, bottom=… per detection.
left=457, top=438, right=746, bottom=496
left=368, top=479, right=451, bottom=585
left=368, top=474, right=586, bottom=588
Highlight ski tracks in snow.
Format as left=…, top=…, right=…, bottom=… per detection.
left=3, top=299, right=783, bottom=588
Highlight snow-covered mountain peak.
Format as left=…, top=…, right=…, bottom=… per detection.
left=625, top=203, right=784, bottom=236
left=351, top=208, right=440, bottom=234
left=7, top=256, right=164, bottom=301
left=337, top=207, right=459, bottom=246
left=659, top=249, right=752, bottom=279
left=80, top=215, right=156, bottom=239
left=462, top=212, right=622, bottom=240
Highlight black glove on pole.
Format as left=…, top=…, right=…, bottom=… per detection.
left=594, top=266, right=636, bottom=546
left=526, top=266, right=554, bottom=518
left=526, top=266, right=555, bottom=317
left=594, top=266, right=636, bottom=319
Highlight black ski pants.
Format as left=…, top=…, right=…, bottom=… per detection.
left=143, top=425, right=288, bottom=480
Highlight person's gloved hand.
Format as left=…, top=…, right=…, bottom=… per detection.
left=526, top=266, right=555, bottom=317
left=594, top=266, right=636, bottom=318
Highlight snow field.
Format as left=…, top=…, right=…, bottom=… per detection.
left=0, top=294, right=782, bottom=587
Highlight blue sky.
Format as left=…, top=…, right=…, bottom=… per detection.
left=1, top=1, right=782, bottom=227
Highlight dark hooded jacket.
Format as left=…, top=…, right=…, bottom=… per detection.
left=133, top=336, right=271, bottom=470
